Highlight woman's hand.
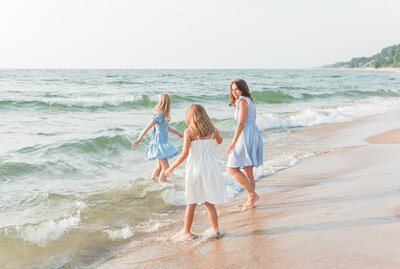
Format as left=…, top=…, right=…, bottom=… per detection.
left=226, top=143, right=235, bottom=154
left=164, top=167, right=173, bottom=177
left=131, top=139, right=140, bottom=148
left=178, top=133, right=184, bottom=138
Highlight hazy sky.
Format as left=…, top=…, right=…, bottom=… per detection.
left=1, top=0, right=399, bottom=69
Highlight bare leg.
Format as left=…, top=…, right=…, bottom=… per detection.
left=243, top=166, right=255, bottom=191
left=152, top=159, right=162, bottom=179
left=158, top=158, right=169, bottom=182
left=204, top=202, right=218, bottom=232
left=228, top=167, right=259, bottom=207
left=184, top=204, right=197, bottom=234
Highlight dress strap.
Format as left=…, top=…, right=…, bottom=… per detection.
left=211, top=131, right=214, bottom=139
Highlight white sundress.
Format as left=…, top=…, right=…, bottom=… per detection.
left=185, top=133, right=230, bottom=205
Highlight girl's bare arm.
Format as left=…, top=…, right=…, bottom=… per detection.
left=213, top=128, right=223, bottom=144
left=132, top=120, right=156, bottom=147
left=164, top=128, right=192, bottom=177
left=168, top=126, right=184, bottom=138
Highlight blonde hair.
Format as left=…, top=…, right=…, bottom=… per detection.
left=154, top=93, right=171, bottom=121
left=185, top=104, right=215, bottom=137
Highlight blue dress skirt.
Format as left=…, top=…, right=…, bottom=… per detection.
left=227, top=96, right=263, bottom=168
left=145, top=112, right=178, bottom=160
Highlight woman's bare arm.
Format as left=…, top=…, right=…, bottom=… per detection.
left=226, top=99, right=247, bottom=154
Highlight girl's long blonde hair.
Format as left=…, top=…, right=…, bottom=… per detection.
left=185, top=104, right=215, bottom=137
left=155, top=93, right=171, bottom=121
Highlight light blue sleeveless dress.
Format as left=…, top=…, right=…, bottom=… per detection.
left=227, top=96, right=263, bottom=168
left=145, top=112, right=178, bottom=160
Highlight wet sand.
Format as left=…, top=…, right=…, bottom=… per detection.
left=100, top=110, right=400, bottom=268
left=366, top=129, right=400, bottom=144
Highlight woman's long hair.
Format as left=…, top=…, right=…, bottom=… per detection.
left=185, top=104, right=215, bottom=138
left=229, top=79, right=253, bottom=107
left=154, top=93, right=171, bottom=121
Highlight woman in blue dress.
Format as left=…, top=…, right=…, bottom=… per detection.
left=226, top=79, right=263, bottom=209
left=132, top=93, right=183, bottom=182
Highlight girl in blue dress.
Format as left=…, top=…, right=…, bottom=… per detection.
left=226, top=79, right=263, bottom=210
left=132, top=93, right=183, bottom=182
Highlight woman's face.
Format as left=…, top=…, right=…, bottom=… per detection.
left=231, top=83, right=242, bottom=99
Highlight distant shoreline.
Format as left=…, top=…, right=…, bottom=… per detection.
left=328, top=67, right=400, bottom=72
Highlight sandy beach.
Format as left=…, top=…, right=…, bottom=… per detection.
left=99, top=109, right=400, bottom=268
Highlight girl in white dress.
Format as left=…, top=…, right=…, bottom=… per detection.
left=164, top=104, right=229, bottom=238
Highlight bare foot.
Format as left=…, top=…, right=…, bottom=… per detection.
left=242, top=203, right=255, bottom=211
left=245, top=192, right=259, bottom=206
left=184, top=232, right=198, bottom=240
left=251, top=192, right=259, bottom=204
left=203, top=228, right=224, bottom=238
left=242, top=192, right=259, bottom=211
left=396, top=206, right=400, bottom=217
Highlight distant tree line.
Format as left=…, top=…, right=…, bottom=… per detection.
left=324, top=44, right=400, bottom=68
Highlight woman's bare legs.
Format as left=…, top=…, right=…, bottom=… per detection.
left=204, top=202, right=218, bottom=232
left=243, top=166, right=255, bottom=191
left=184, top=204, right=197, bottom=234
left=152, top=159, right=162, bottom=179
left=158, top=158, right=169, bottom=182
left=228, top=167, right=259, bottom=207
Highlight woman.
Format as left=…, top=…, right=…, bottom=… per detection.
left=226, top=79, right=263, bottom=210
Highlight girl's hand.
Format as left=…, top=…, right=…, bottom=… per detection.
left=178, top=133, right=184, bottom=138
left=226, top=143, right=235, bottom=154
left=131, top=139, right=140, bottom=148
left=164, top=167, right=173, bottom=177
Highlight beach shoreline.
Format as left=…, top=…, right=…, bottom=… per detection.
left=328, top=67, right=400, bottom=72
left=99, top=110, right=400, bottom=268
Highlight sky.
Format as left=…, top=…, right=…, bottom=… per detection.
left=1, top=0, right=400, bottom=69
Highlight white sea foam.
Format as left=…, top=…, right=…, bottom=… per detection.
left=45, top=95, right=147, bottom=107
left=135, top=219, right=172, bottom=233
left=221, top=151, right=315, bottom=197
left=15, top=213, right=81, bottom=247
left=258, top=151, right=315, bottom=177
left=161, top=189, right=186, bottom=206
left=105, top=225, right=133, bottom=240
left=7, top=95, right=152, bottom=108
left=259, top=97, right=400, bottom=130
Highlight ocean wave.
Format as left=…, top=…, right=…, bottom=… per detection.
left=2, top=211, right=82, bottom=247
left=15, top=134, right=133, bottom=157
left=258, top=96, right=400, bottom=130
left=0, top=95, right=157, bottom=110
left=108, top=80, right=145, bottom=85
left=170, top=93, right=228, bottom=103
left=3, top=89, right=397, bottom=111
left=2, top=134, right=134, bottom=180
left=0, top=159, right=82, bottom=181
left=251, top=89, right=400, bottom=104
left=169, top=117, right=236, bottom=134
left=0, top=162, right=45, bottom=180
left=48, top=134, right=133, bottom=155
left=105, top=226, right=133, bottom=240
